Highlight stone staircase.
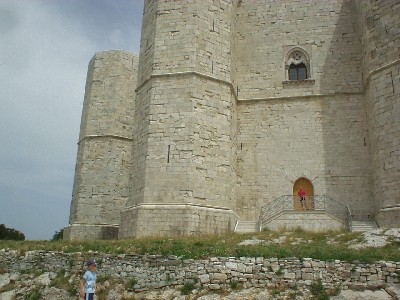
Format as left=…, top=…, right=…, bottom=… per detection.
left=234, top=221, right=259, bottom=233
left=351, top=221, right=378, bottom=232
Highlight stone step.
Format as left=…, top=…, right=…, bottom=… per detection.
left=351, top=221, right=378, bottom=232
left=235, top=221, right=259, bottom=233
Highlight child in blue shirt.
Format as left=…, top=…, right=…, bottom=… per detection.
left=80, top=259, right=97, bottom=300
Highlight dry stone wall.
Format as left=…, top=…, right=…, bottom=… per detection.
left=1, top=250, right=399, bottom=294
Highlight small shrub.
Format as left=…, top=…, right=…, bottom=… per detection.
left=293, top=226, right=306, bottom=234
left=96, top=288, right=108, bottom=300
left=68, top=286, right=76, bottom=296
left=68, top=258, right=74, bottom=268
left=275, top=267, right=284, bottom=276
left=50, top=268, right=76, bottom=295
left=126, top=277, right=137, bottom=289
left=270, top=289, right=280, bottom=297
left=51, top=228, right=64, bottom=241
left=24, top=288, right=42, bottom=300
left=310, top=279, right=329, bottom=300
left=96, top=258, right=103, bottom=267
left=230, top=280, right=238, bottom=289
left=328, top=285, right=341, bottom=296
left=181, top=281, right=195, bottom=295
left=288, top=291, right=297, bottom=300
left=96, top=274, right=111, bottom=284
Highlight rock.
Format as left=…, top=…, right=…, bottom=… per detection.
left=209, top=284, right=221, bottom=290
left=106, top=289, right=119, bottom=300
left=0, top=290, right=16, bottom=300
left=384, top=228, right=400, bottom=241
left=385, top=283, right=400, bottom=299
left=41, top=287, right=74, bottom=300
left=220, top=288, right=272, bottom=300
left=210, top=273, right=227, bottom=282
left=33, top=272, right=56, bottom=286
left=331, top=289, right=392, bottom=300
left=238, top=238, right=265, bottom=246
left=0, top=274, right=10, bottom=290
left=199, top=274, right=210, bottom=283
left=347, top=229, right=400, bottom=249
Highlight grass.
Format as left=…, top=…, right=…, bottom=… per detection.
left=1, top=230, right=399, bottom=263
left=50, top=269, right=76, bottom=296
left=24, top=288, right=42, bottom=300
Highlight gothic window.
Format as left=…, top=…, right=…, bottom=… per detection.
left=284, top=47, right=312, bottom=82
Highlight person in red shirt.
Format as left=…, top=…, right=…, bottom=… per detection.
left=298, top=187, right=307, bottom=210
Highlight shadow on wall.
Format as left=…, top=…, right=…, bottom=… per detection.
left=320, top=0, right=374, bottom=220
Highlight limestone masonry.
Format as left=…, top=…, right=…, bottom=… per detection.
left=64, top=0, right=400, bottom=240
left=1, top=250, right=399, bottom=297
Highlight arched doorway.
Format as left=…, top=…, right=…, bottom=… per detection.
left=293, top=178, right=314, bottom=210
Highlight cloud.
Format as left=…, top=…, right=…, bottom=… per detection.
left=0, top=0, right=143, bottom=240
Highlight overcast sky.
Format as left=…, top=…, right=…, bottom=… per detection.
left=0, top=0, right=144, bottom=240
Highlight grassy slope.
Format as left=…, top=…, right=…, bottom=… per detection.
left=1, top=229, right=399, bottom=263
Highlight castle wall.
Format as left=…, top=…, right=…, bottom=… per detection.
left=237, top=95, right=372, bottom=220
left=234, top=0, right=363, bottom=100
left=67, top=0, right=400, bottom=240
left=356, top=0, right=400, bottom=227
left=120, top=0, right=238, bottom=238
left=65, top=51, right=138, bottom=240
left=234, top=0, right=373, bottom=220
left=150, top=0, right=235, bottom=81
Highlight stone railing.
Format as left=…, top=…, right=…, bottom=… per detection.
left=259, top=195, right=348, bottom=230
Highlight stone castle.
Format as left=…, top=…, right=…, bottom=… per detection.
left=64, top=0, right=400, bottom=240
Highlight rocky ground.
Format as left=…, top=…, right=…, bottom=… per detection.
left=347, top=228, right=400, bottom=250
left=1, top=273, right=399, bottom=300
left=238, top=228, right=400, bottom=248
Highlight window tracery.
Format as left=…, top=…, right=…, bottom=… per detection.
left=284, top=47, right=312, bottom=82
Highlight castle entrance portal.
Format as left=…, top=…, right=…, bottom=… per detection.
left=293, top=178, right=314, bottom=210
